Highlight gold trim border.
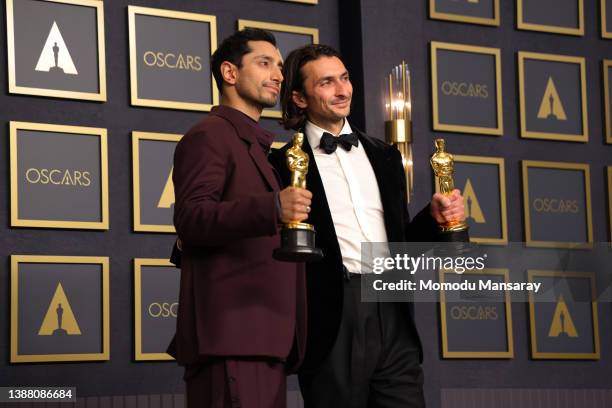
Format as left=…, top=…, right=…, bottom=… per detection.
left=604, top=60, right=612, bottom=144
left=430, top=42, right=503, bottom=136
left=608, top=167, right=612, bottom=243
left=277, top=0, right=318, bottom=4
left=429, top=0, right=500, bottom=26
left=439, top=268, right=514, bottom=358
left=134, top=258, right=176, bottom=361
left=518, top=52, right=588, bottom=142
left=527, top=270, right=600, bottom=360
left=517, top=0, right=584, bottom=36
left=128, top=6, right=218, bottom=112
left=10, top=121, right=109, bottom=230
left=521, top=160, right=593, bottom=249
left=6, top=0, right=107, bottom=101
left=237, top=19, right=319, bottom=119
left=132, top=131, right=181, bottom=233
left=10, top=255, right=110, bottom=363
left=452, top=155, right=508, bottom=245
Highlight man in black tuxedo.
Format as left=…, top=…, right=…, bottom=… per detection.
left=270, top=44, right=466, bottom=408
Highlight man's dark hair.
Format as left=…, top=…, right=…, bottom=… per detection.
left=281, top=44, right=343, bottom=130
left=210, top=28, right=277, bottom=94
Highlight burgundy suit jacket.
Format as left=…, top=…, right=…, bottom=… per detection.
left=168, top=105, right=306, bottom=372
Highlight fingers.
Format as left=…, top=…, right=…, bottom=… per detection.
left=431, top=191, right=465, bottom=223
left=279, top=187, right=313, bottom=223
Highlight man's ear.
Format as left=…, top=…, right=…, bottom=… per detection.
left=292, top=91, right=307, bottom=109
left=220, top=61, right=238, bottom=86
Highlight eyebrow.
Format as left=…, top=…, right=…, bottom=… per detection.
left=317, top=71, right=349, bottom=83
left=254, top=54, right=283, bottom=68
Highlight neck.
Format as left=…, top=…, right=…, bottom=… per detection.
left=310, top=117, right=345, bottom=136
left=221, top=93, right=262, bottom=122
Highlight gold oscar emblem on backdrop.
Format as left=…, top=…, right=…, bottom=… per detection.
left=430, top=138, right=469, bottom=243
left=273, top=132, right=323, bottom=262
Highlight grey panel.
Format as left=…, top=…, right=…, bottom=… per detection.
left=140, top=266, right=179, bottom=354
left=17, top=130, right=102, bottom=223
left=434, top=0, right=495, bottom=19
left=532, top=276, right=595, bottom=354
left=17, top=263, right=103, bottom=355
left=522, top=0, right=580, bottom=29
left=13, top=0, right=100, bottom=92
left=523, top=59, right=583, bottom=135
left=436, top=49, right=498, bottom=128
left=527, top=167, right=588, bottom=243
left=443, top=273, right=509, bottom=353
left=454, top=161, right=502, bottom=239
left=138, top=139, right=176, bottom=227
left=135, top=14, right=212, bottom=104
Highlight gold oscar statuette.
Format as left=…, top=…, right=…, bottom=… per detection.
left=273, top=132, right=324, bottom=262
left=430, top=138, right=469, bottom=242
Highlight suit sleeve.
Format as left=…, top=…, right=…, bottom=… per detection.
left=173, top=126, right=278, bottom=247
left=393, top=148, right=438, bottom=242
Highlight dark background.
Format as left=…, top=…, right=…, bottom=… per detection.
left=1, top=0, right=611, bottom=406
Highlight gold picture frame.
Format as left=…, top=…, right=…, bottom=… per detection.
left=522, top=160, right=593, bottom=249
left=517, top=0, right=584, bottom=36
left=11, top=255, right=110, bottom=363
left=132, top=131, right=181, bottom=233
left=134, top=258, right=177, bottom=361
left=277, top=0, right=318, bottom=4
left=452, top=155, right=508, bottom=245
left=518, top=52, right=588, bottom=142
left=439, top=268, right=514, bottom=358
left=429, top=0, right=500, bottom=26
left=128, top=6, right=218, bottom=111
left=10, top=121, right=109, bottom=230
left=6, top=0, right=107, bottom=101
left=237, top=19, right=319, bottom=119
left=608, top=167, right=612, bottom=242
left=528, top=270, right=600, bottom=360
left=604, top=60, right=612, bottom=144
left=431, top=42, right=503, bottom=136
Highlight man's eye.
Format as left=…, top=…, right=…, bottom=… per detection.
left=260, top=61, right=269, bottom=66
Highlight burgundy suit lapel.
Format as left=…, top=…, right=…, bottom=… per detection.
left=211, top=106, right=279, bottom=191
left=248, top=142, right=279, bottom=191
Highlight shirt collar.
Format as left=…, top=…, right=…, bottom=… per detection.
left=305, top=119, right=354, bottom=152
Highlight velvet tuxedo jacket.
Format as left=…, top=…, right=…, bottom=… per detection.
left=167, top=106, right=306, bottom=371
left=269, top=129, right=438, bottom=373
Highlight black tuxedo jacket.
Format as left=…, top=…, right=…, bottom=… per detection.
left=269, top=129, right=438, bottom=373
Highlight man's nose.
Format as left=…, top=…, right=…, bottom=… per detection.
left=271, top=65, right=283, bottom=83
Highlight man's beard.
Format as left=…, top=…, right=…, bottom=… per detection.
left=242, top=89, right=277, bottom=110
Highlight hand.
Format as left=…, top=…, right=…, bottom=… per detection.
left=279, top=187, right=312, bottom=223
left=430, top=189, right=465, bottom=224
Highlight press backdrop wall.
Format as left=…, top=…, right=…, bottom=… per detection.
left=2, top=0, right=611, bottom=407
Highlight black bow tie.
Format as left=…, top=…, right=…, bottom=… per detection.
left=319, top=132, right=359, bottom=154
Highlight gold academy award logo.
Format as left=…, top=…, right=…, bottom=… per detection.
left=142, top=51, right=203, bottom=71
left=35, top=22, right=78, bottom=75
left=157, top=168, right=174, bottom=208
left=441, top=81, right=489, bottom=98
left=537, top=77, right=567, bottom=121
left=25, top=168, right=92, bottom=187
left=462, top=178, right=485, bottom=223
left=38, top=283, right=82, bottom=336
left=548, top=294, right=578, bottom=338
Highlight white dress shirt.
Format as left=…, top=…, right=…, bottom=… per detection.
left=305, top=120, right=388, bottom=273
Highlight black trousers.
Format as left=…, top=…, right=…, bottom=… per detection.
left=299, top=274, right=425, bottom=408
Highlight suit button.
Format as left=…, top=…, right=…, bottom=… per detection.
left=228, top=376, right=236, bottom=383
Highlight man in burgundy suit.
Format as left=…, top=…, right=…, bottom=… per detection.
left=168, top=29, right=312, bottom=408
